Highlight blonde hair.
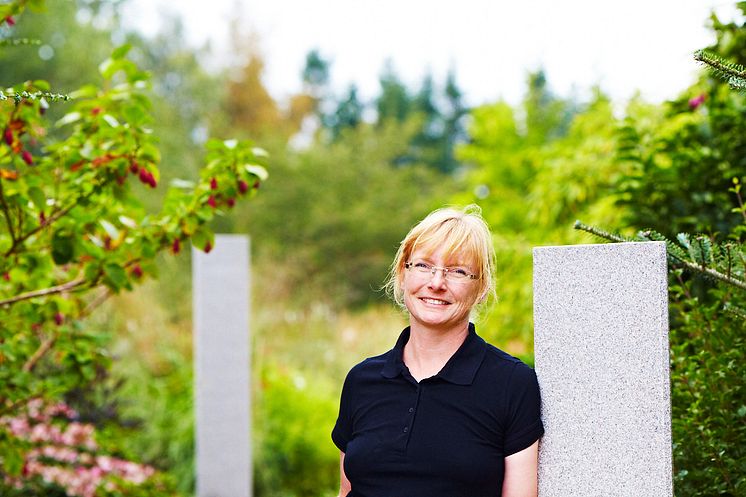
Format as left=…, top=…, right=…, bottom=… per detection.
left=384, top=204, right=496, bottom=309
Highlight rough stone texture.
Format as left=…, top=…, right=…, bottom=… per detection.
left=193, top=235, right=251, bottom=497
left=533, top=241, right=672, bottom=497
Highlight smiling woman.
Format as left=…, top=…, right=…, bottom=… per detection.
left=331, top=205, right=544, bottom=497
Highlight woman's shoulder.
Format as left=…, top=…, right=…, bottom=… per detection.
left=479, top=340, right=537, bottom=384
left=344, top=348, right=394, bottom=379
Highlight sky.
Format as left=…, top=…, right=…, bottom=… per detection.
left=123, top=0, right=741, bottom=107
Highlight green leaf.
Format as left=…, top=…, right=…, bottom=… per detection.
left=245, top=164, right=269, bottom=181
left=55, top=111, right=82, bottom=127
left=27, top=187, right=46, bottom=210
left=103, top=263, right=128, bottom=291
left=111, top=43, right=132, bottom=60
left=252, top=147, right=269, bottom=158
left=68, top=85, right=98, bottom=99
left=32, top=80, right=50, bottom=91
left=170, top=178, right=196, bottom=189
left=191, top=226, right=214, bottom=253
left=102, top=114, right=120, bottom=128
left=51, top=230, right=75, bottom=265
left=100, top=219, right=120, bottom=240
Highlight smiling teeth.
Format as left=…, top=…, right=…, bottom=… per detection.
left=422, top=298, right=448, bottom=305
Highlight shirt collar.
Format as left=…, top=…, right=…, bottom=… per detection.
left=381, top=322, right=487, bottom=385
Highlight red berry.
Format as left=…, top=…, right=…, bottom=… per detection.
left=139, top=168, right=157, bottom=188
left=210, top=177, right=218, bottom=190
left=172, top=238, right=181, bottom=254
left=54, top=313, right=64, bottom=326
left=2, top=272, right=9, bottom=281
left=129, top=162, right=139, bottom=174
left=204, top=241, right=212, bottom=253
left=238, top=180, right=249, bottom=194
left=21, top=150, right=33, bottom=165
left=4, top=128, right=12, bottom=146
left=227, top=198, right=235, bottom=208
left=207, top=195, right=217, bottom=208
left=5, top=16, right=15, bottom=26
left=132, top=265, right=143, bottom=278
left=91, top=107, right=101, bottom=115
left=253, top=180, right=260, bottom=190
left=39, top=211, right=46, bottom=225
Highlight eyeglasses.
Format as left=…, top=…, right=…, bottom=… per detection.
left=404, top=261, right=478, bottom=282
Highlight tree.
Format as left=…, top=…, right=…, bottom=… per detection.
left=576, top=6, right=746, bottom=492
left=0, top=3, right=268, bottom=495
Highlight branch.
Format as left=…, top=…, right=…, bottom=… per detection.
left=4, top=197, right=80, bottom=257
left=0, top=38, right=41, bottom=47
left=694, top=50, right=746, bottom=90
left=573, top=220, right=632, bottom=243
left=0, top=276, right=87, bottom=306
left=0, top=178, right=18, bottom=243
left=22, top=333, right=56, bottom=373
left=0, top=89, right=70, bottom=104
left=573, top=220, right=746, bottom=291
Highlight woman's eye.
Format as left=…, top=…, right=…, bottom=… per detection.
left=450, top=268, right=468, bottom=277
left=414, top=262, right=431, bottom=270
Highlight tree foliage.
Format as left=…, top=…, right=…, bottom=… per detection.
left=0, top=3, right=267, bottom=495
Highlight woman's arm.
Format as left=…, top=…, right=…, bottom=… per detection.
left=502, top=440, right=539, bottom=497
left=338, top=451, right=352, bottom=497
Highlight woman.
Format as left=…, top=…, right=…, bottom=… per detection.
left=332, top=205, right=544, bottom=497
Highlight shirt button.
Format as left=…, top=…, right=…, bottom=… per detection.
left=408, top=407, right=414, bottom=413
left=403, top=427, right=409, bottom=433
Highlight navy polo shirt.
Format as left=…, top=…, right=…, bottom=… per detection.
left=332, top=323, right=544, bottom=497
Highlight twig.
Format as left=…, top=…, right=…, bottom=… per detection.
left=0, top=178, right=18, bottom=243
left=0, top=277, right=86, bottom=306
left=22, top=333, right=56, bottom=373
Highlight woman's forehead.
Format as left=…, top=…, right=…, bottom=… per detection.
left=410, top=244, right=477, bottom=267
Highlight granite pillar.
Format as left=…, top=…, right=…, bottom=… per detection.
left=193, top=235, right=251, bottom=497
left=533, top=241, right=672, bottom=496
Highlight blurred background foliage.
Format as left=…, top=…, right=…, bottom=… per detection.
left=1, top=0, right=744, bottom=495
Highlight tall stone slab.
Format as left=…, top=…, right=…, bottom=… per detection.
left=533, top=242, right=672, bottom=496
left=193, top=235, right=251, bottom=497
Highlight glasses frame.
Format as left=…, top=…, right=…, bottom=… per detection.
left=404, top=261, right=478, bottom=281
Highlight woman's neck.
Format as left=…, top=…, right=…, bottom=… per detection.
left=403, top=321, right=470, bottom=382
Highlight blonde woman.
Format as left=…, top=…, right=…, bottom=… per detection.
left=332, top=205, right=543, bottom=497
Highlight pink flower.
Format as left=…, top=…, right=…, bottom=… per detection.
left=688, top=93, right=706, bottom=110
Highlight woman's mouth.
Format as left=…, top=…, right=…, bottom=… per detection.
left=420, top=297, right=450, bottom=306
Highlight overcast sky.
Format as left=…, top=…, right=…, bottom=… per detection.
left=123, top=0, right=740, bottom=107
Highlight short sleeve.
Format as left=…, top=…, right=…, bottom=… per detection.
left=503, top=362, right=544, bottom=456
left=331, top=370, right=355, bottom=452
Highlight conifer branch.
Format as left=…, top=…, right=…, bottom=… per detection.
left=0, top=89, right=70, bottom=103
left=574, top=220, right=746, bottom=292
left=694, top=50, right=746, bottom=91
left=0, top=37, right=40, bottom=47
left=573, top=220, right=633, bottom=243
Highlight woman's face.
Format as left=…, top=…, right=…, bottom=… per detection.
left=402, top=245, right=481, bottom=332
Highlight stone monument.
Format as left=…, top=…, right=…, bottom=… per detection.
left=533, top=241, right=672, bottom=496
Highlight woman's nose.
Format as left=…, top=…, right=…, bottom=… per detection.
left=428, top=268, right=447, bottom=288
